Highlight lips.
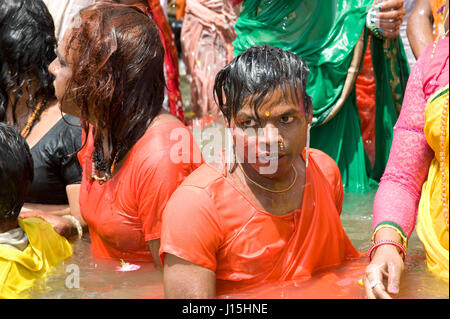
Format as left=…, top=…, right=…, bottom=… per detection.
left=256, top=153, right=285, bottom=162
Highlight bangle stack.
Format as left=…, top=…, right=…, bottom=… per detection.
left=372, top=224, right=408, bottom=249
left=368, top=240, right=406, bottom=262
left=62, top=215, right=83, bottom=240
left=366, top=5, right=384, bottom=39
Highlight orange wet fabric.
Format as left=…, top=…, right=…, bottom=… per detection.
left=78, top=122, right=203, bottom=262
left=160, top=148, right=360, bottom=294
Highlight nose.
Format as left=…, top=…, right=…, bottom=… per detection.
left=259, top=123, right=281, bottom=149
left=48, top=59, right=57, bottom=77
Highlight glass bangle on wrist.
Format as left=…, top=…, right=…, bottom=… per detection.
left=366, top=6, right=384, bottom=39
left=372, top=223, right=408, bottom=249
left=62, top=215, right=83, bottom=240
left=368, top=240, right=407, bottom=262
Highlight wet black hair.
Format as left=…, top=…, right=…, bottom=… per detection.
left=0, top=122, right=33, bottom=223
left=0, top=0, right=56, bottom=125
left=213, top=44, right=312, bottom=124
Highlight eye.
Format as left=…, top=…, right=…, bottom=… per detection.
left=241, top=119, right=258, bottom=128
left=280, top=116, right=294, bottom=124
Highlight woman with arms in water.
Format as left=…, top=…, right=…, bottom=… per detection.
left=160, top=45, right=360, bottom=298
left=365, top=0, right=448, bottom=299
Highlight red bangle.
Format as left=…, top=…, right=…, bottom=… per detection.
left=368, top=240, right=406, bottom=262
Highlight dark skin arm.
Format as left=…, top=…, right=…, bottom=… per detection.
left=148, top=239, right=163, bottom=270
left=163, top=253, right=216, bottom=298
left=407, top=0, right=434, bottom=59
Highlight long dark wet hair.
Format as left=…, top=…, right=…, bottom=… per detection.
left=62, top=2, right=165, bottom=174
left=0, top=122, right=33, bottom=223
left=0, top=0, right=56, bottom=128
left=213, top=44, right=312, bottom=124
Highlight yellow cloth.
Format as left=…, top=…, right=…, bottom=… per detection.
left=0, top=218, right=73, bottom=298
left=417, top=86, right=449, bottom=281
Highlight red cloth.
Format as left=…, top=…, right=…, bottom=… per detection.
left=356, top=42, right=376, bottom=167
left=146, top=1, right=185, bottom=123
left=230, top=0, right=244, bottom=5
left=160, top=148, right=360, bottom=294
left=78, top=121, right=203, bottom=261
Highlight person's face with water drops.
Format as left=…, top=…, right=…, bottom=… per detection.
left=228, top=87, right=311, bottom=179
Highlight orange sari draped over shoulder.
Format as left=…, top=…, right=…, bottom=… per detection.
left=160, top=148, right=360, bottom=295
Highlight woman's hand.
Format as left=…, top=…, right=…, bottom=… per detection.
left=20, top=210, right=78, bottom=239
left=373, top=0, right=406, bottom=39
left=363, top=227, right=405, bottom=298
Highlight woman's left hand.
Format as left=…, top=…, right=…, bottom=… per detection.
left=374, top=0, right=406, bottom=39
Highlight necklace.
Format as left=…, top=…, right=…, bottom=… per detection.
left=236, top=160, right=298, bottom=193
left=20, top=99, right=47, bottom=138
left=89, top=151, right=119, bottom=185
left=440, top=95, right=449, bottom=228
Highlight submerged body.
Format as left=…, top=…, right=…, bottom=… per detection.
left=161, top=149, right=360, bottom=295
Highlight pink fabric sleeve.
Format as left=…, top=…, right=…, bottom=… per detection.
left=372, top=54, right=435, bottom=238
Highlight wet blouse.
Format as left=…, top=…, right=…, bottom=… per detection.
left=78, top=121, right=203, bottom=262
left=26, top=115, right=82, bottom=204
left=160, top=148, right=359, bottom=294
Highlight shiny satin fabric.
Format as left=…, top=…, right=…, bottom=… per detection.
left=160, top=149, right=360, bottom=295
left=0, top=218, right=73, bottom=299
left=26, top=115, right=82, bottom=205
left=233, top=0, right=371, bottom=121
left=232, top=0, right=410, bottom=192
left=78, top=122, right=202, bottom=262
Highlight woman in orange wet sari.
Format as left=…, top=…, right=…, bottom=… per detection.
left=364, top=1, right=448, bottom=298
left=160, top=45, right=360, bottom=298
left=27, top=2, right=202, bottom=266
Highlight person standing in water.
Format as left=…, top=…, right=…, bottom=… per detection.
left=160, top=45, right=360, bottom=298
left=24, top=2, right=202, bottom=265
left=0, top=0, right=83, bottom=218
left=364, top=0, right=449, bottom=299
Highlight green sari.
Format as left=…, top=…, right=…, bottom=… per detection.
left=233, top=0, right=410, bottom=192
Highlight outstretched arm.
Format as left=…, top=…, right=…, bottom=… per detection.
left=365, top=47, right=434, bottom=299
